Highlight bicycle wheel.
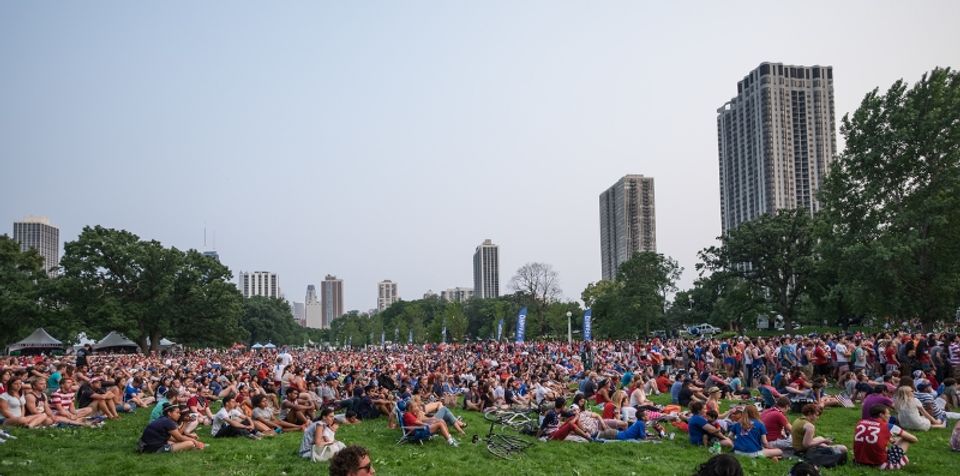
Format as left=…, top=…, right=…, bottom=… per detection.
left=487, top=442, right=514, bottom=460
left=483, top=410, right=504, bottom=423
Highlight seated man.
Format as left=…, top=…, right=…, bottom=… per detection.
left=329, top=445, right=375, bottom=476
left=50, top=376, right=94, bottom=421
left=760, top=397, right=793, bottom=450
left=251, top=394, right=305, bottom=433
left=211, top=396, right=260, bottom=439
left=138, top=403, right=205, bottom=453
left=854, top=405, right=917, bottom=470
left=281, top=389, right=315, bottom=426
left=538, top=398, right=565, bottom=439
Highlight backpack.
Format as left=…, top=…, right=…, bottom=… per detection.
left=803, top=445, right=847, bottom=468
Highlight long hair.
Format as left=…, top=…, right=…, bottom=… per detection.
left=893, top=386, right=914, bottom=409
left=738, top=404, right=760, bottom=431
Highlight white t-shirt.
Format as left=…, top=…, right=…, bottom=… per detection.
left=0, top=393, right=25, bottom=418
left=211, top=407, right=244, bottom=435
left=835, top=344, right=849, bottom=363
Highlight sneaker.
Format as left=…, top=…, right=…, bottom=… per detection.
left=2, top=432, right=16, bottom=440
left=246, top=433, right=261, bottom=440
left=447, top=438, right=459, bottom=447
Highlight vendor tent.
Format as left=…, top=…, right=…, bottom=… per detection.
left=264, top=342, right=276, bottom=349
left=7, top=328, right=64, bottom=355
left=94, top=331, right=140, bottom=353
left=251, top=343, right=264, bottom=349
left=145, top=337, right=178, bottom=350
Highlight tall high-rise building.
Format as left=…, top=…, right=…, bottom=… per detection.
left=238, top=271, right=279, bottom=299
left=377, top=280, right=399, bottom=312
left=292, top=302, right=306, bottom=327
left=599, top=175, right=657, bottom=280
left=12, top=216, right=59, bottom=276
left=304, top=285, right=322, bottom=329
left=472, top=239, right=499, bottom=299
left=717, top=62, right=836, bottom=233
left=440, top=287, right=474, bottom=303
left=321, top=275, right=343, bottom=328
left=202, top=250, right=220, bottom=262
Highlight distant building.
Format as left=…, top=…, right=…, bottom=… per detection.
left=599, top=175, right=656, bottom=280
left=202, top=250, right=220, bottom=262
left=238, top=271, right=279, bottom=299
left=292, top=302, right=306, bottom=327
left=472, top=239, right=499, bottom=299
left=717, top=62, right=837, bottom=232
left=305, top=284, right=323, bottom=329
left=441, top=287, right=474, bottom=303
left=12, top=215, right=59, bottom=276
left=321, top=275, right=344, bottom=328
left=377, top=280, right=399, bottom=312
left=423, top=290, right=438, bottom=299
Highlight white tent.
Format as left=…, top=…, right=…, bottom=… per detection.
left=264, top=343, right=276, bottom=349
left=251, top=343, right=264, bottom=349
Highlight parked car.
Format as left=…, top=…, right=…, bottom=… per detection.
left=685, top=323, right=721, bottom=336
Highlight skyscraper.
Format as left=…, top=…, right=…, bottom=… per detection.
left=292, top=302, right=305, bottom=327
left=304, top=285, right=322, bottom=329
left=473, top=239, right=499, bottom=299
left=238, top=271, right=279, bottom=299
left=717, top=62, right=836, bottom=233
left=321, top=275, right=343, bottom=328
left=599, top=175, right=657, bottom=280
left=377, top=280, right=399, bottom=312
left=440, top=287, right=474, bottom=303
left=12, top=215, right=59, bottom=276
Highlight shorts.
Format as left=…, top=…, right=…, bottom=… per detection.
left=139, top=442, right=172, bottom=453
left=412, top=428, right=431, bottom=440
left=734, top=450, right=764, bottom=458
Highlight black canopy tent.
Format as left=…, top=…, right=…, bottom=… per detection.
left=94, top=331, right=140, bottom=353
left=6, top=328, right=65, bottom=355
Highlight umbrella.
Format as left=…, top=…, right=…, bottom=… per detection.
left=251, top=343, right=264, bottom=349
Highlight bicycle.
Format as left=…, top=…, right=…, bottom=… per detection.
left=482, top=408, right=536, bottom=431
left=477, top=421, right=534, bottom=460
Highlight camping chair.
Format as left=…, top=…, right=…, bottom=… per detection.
left=395, top=404, right=433, bottom=446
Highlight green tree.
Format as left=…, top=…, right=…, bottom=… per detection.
left=0, top=235, right=47, bottom=347
left=818, top=68, right=960, bottom=324
left=699, top=209, right=815, bottom=332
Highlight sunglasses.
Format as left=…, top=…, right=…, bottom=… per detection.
left=357, top=462, right=373, bottom=472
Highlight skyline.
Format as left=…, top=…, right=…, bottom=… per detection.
left=2, top=2, right=958, bottom=312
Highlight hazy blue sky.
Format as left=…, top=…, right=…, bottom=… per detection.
left=2, top=1, right=958, bottom=312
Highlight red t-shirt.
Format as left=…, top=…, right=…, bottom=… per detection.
left=854, top=418, right=894, bottom=466
left=602, top=402, right=616, bottom=419
left=402, top=412, right=419, bottom=427
left=813, top=347, right=828, bottom=365
left=760, top=407, right=789, bottom=441
left=656, top=376, right=671, bottom=394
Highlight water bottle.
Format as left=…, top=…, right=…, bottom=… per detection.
left=711, top=441, right=721, bottom=454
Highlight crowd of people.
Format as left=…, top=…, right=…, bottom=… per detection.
left=2, top=328, right=960, bottom=474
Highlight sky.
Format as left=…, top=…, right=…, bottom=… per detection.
left=1, top=1, right=958, bottom=313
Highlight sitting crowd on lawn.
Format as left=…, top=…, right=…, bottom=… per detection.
left=2, top=328, right=960, bottom=472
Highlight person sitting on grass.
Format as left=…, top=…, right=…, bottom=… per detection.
left=212, top=396, right=261, bottom=439
left=281, top=388, right=315, bottom=426
left=729, top=404, right=782, bottom=459
left=791, top=404, right=848, bottom=456
left=329, top=445, right=375, bottom=476
left=252, top=394, right=304, bottom=433
left=77, top=377, right=119, bottom=420
left=1, top=378, right=48, bottom=428
left=760, top=397, right=793, bottom=450
left=25, top=378, right=91, bottom=428
left=50, top=376, right=94, bottom=421
left=686, top=401, right=733, bottom=449
left=853, top=404, right=917, bottom=470
left=548, top=405, right=593, bottom=442
left=300, top=407, right=347, bottom=462
left=137, top=403, right=205, bottom=453
left=124, top=377, right=155, bottom=410
left=401, top=399, right=459, bottom=446
left=893, top=385, right=945, bottom=431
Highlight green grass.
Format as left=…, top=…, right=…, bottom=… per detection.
left=0, top=396, right=955, bottom=476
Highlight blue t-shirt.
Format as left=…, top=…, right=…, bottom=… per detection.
left=124, top=383, right=141, bottom=401
left=688, top=414, right=709, bottom=446
left=670, top=381, right=683, bottom=403
left=617, top=419, right=648, bottom=440
left=729, top=419, right=767, bottom=453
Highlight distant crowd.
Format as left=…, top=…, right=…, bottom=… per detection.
left=2, top=329, right=960, bottom=474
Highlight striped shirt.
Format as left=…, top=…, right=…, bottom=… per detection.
left=950, top=343, right=960, bottom=366
left=50, top=389, right=75, bottom=413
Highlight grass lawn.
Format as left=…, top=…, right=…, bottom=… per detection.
left=0, top=395, right=955, bottom=476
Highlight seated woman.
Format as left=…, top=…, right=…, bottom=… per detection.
left=410, top=397, right=466, bottom=436
left=299, top=407, right=346, bottom=462
left=809, top=379, right=841, bottom=409
left=138, top=404, right=205, bottom=453
left=791, top=404, right=848, bottom=456
left=893, top=385, right=945, bottom=431
left=401, top=400, right=459, bottom=446
left=729, top=405, right=782, bottom=459
left=1, top=378, right=48, bottom=428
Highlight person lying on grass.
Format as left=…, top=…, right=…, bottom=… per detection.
left=138, top=403, right=205, bottom=453
left=548, top=405, right=593, bottom=442
left=596, top=408, right=665, bottom=441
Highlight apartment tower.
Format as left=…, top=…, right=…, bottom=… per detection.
left=717, top=62, right=836, bottom=233
left=472, top=239, right=499, bottom=299
left=12, top=216, right=59, bottom=276
left=599, top=175, right=657, bottom=280
left=238, top=271, right=279, bottom=299
left=321, top=275, right=344, bottom=328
